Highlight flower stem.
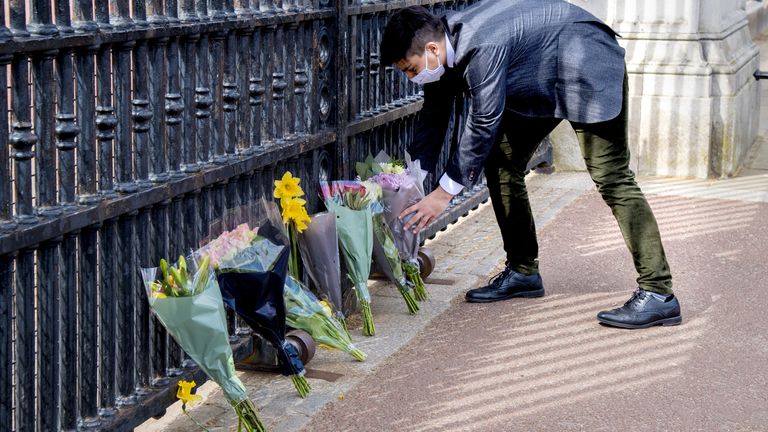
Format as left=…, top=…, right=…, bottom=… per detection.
left=336, top=315, right=351, bottom=338
left=232, top=398, right=266, bottom=432
left=404, top=262, right=429, bottom=301
left=182, top=405, right=211, bottom=432
left=398, top=286, right=419, bottom=315
left=288, top=224, right=300, bottom=281
left=360, top=301, right=375, bottom=336
left=291, top=374, right=311, bottom=398
left=350, top=347, right=367, bottom=362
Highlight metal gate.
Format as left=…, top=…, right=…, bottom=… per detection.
left=0, top=0, right=495, bottom=430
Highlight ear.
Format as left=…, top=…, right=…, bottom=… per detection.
left=425, top=41, right=440, bottom=55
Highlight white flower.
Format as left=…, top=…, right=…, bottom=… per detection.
left=380, top=163, right=405, bottom=175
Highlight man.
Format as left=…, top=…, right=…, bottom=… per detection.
left=381, top=0, right=682, bottom=329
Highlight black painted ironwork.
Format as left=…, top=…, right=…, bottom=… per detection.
left=0, top=1, right=495, bottom=430
left=0, top=254, right=13, bottom=429
left=37, top=240, right=61, bottom=431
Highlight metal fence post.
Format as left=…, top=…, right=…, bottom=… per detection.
left=115, top=41, right=139, bottom=193
left=60, top=232, right=79, bottom=431
left=10, top=54, right=39, bottom=225
left=76, top=45, right=102, bottom=205
left=0, top=254, right=14, bottom=431
left=0, top=53, right=14, bottom=232
left=37, top=240, right=61, bottom=431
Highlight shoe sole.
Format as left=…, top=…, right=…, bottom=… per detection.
left=465, top=288, right=545, bottom=303
left=596, top=315, right=682, bottom=329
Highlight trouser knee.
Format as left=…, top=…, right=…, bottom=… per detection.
left=589, top=169, right=642, bottom=206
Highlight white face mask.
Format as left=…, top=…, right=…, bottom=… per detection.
left=409, top=48, right=445, bottom=85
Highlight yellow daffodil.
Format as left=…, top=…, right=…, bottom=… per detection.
left=274, top=171, right=304, bottom=201
left=281, top=197, right=311, bottom=233
left=280, top=197, right=306, bottom=222
left=176, top=380, right=203, bottom=407
left=293, top=206, right=311, bottom=233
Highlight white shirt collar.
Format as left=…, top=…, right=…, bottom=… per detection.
left=445, top=33, right=455, bottom=68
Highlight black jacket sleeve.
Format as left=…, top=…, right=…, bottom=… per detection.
left=408, top=74, right=457, bottom=175
left=444, top=44, right=508, bottom=187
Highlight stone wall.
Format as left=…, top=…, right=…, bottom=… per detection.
left=552, top=0, right=761, bottom=178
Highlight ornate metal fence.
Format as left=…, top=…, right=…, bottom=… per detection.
left=0, top=0, right=488, bottom=430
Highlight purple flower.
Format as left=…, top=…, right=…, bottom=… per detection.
left=370, top=172, right=405, bottom=191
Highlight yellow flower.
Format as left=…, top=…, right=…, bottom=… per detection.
left=273, top=171, right=304, bottom=201
left=293, top=206, right=311, bottom=233
left=152, top=291, right=167, bottom=299
left=176, top=380, right=203, bottom=407
left=280, top=197, right=312, bottom=233
left=280, top=197, right=306, bottom=223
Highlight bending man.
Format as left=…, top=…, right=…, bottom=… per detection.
left=381, top=1, right=682, bottom=329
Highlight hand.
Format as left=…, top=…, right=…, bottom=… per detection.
left=400, top=186, right=454, bottom=234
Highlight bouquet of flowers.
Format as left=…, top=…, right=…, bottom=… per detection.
left=297, top=211, right=348, bottom=329
left=361, top=179, right=420, bottom=315
left=141, top=256, right=266, bottom=431
left=320, top=181, right=376, bottom=336
left=357, top=151, right=430, bottom=301
left=207, top=227, right=312, bottom=398
left=284, top=275, right=366, bottom=361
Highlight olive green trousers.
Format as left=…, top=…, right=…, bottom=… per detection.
left=483, top=80, right=673, bottom=294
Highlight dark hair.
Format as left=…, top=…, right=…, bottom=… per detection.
left=381, top=6, right=445, bottom=65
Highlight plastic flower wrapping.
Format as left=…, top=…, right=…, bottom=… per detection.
left=297, top=211, right=348, bottom=328
left=284, top=275, right=366, bottom=362
left=357, top=175, right=420, bottom=315
left=201, top=219, right=311, bottom=399
left=319, top=180, right=376, bottom=336
left=357, top=151, right=431, bottom=301
left=141, top=256, right=266, bottom=432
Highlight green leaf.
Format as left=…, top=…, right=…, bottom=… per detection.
left=160, top=258, right=169, bottom=283
left=169, top=267, right=188, bottom=296
left=192, top=255, right=210, bottom=295
left=355, top=162, right=369, bottom=179
left=178, top=255, right=187, bottom=277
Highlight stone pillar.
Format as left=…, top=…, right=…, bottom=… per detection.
left=554, top=0, right=760, bottom=178
left=746, top=0, right=768, bottom=37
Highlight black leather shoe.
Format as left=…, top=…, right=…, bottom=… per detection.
left=597, top=288, right=682, bottom=329
left=465, top=266, right=544, bottom=303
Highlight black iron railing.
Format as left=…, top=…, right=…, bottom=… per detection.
left=0, top=1, right=490, bottom=430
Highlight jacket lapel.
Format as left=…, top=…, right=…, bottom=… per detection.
left=441, top=14, right=462, bottom=56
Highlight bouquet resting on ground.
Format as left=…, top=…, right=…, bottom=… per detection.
left=200, top=222, right=311, bottom=398
left=320, top=180, right=376, bottom=336
left=142, top=255, right=266, bottom=432
left=284, top=275, right=366, bottom=361
left=357, top=151, right=431, bottom=301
